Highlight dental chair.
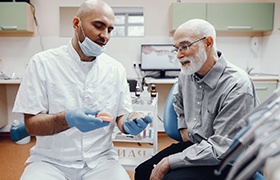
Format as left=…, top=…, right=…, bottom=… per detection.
left=163, top=82, right=182, bottom=142
left=163, top=82, right=265, bottom=180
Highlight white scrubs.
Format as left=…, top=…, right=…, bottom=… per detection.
left=13, top=39, right=132, bottom=180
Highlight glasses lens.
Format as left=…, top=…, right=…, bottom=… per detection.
left=180, top=45, right=188, bottom=51
left=171, top=48, right=178, bottom=53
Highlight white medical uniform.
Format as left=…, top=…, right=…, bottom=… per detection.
left=13, top=39, right=133, bottom=180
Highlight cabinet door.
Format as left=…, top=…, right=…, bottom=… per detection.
left=207, top=3, right=274, bottom=31
left=254, top=82, right=277, bottom=103
left=0, top=85, right=8, bottom=128
left=0, top=2, right=34, bottom=33
left=171, top=3, right=206, bottom=32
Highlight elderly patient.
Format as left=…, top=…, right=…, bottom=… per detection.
left=135, top=19, right=259, bottom=180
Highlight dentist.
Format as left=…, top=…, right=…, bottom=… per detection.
left=13, top=0, right=151, bottom=179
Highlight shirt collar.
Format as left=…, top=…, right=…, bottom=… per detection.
left=195, top=51, right=226, bottom=89
left=67, top=39, right=95, bottom=74
left=67, top=38, right=80, bottom=62
left=191, top=73, right=202, bottom=82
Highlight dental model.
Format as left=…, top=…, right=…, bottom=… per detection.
left=96, top=112, right=113, bottom=123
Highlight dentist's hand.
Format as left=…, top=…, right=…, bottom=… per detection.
left=65, top=107, right=110, bottom=132
left=124, top=113, right=152, bottom=136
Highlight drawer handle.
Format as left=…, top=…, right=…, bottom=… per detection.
left=227, top=26, right=252, bottom=30
left=255, top=87, right=268, bottom=90
left=1, top=26, right=18, bottom=30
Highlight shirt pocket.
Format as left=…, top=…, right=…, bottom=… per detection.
left=48, top=81, right=81, bottom=112
left=201, top=107, right=215, bottom=137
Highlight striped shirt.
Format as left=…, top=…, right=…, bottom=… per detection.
left=169, top=51, right=259, bottom=168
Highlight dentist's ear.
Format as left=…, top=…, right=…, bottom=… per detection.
left=73, top=17, right=80, bottom=29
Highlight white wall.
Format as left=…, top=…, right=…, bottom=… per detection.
left=1, top=0, right=279, bottom=78
left=0, top=0, right=279, bottom=130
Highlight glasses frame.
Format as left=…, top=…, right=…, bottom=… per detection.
left=172, top=37, right=206, bottom=53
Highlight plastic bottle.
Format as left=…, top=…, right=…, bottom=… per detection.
left=10, top=119, right=30, bottom=144
left=141, top=85, right=151, bottom=104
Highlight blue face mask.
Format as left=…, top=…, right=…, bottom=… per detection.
left=78, top=37, right=105, bottom=57
left=77, top=21, right=106, bottom=57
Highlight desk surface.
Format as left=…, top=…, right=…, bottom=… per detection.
left=1, top=75, right=277, bottom=85
left=0, top=79, right=21, bottom=84
left=0, top=78, right=178, bottom=85
left=145, top=75, right=279, bottom=84
left=145, top=77, right=178, bottom=84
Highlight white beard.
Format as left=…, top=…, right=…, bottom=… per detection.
left=180, top=45, right=207, bottom=75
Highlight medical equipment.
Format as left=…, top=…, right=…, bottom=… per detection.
left=225, top=119, right=280, bottom=180
left=215, top=87, right=280, bottom=179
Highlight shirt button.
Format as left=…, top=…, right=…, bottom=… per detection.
left=199, top=85, right=202, bottom=88
left=194, top=118, right=196, bottom=121
left=197, top=102, right=200, bottom=105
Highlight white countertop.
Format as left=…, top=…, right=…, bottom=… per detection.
left=0, top=75, right=278, bottom=85
left=145, top=77, right=178, bottom=84
left=250, top=75, right=279, bottom=81
left=0, top=79, right=21, bottom=84
left=145, top=75, right=279, bottom=84
left=248, top=73, right=279, bottom=81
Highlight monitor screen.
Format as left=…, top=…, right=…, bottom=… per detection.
left=140, top=44, right=181, bottom=72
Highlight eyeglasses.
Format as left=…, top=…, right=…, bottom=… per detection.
left=171, top=37, right=206, bottom=53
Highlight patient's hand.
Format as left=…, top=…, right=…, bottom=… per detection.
left=179, top=128, right=189, bottom=142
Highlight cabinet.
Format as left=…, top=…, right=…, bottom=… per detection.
left=113, top=93, right=158, bottom=170
left=0, top=80, right=21, bottom=130
left=171, top=3, right=206, bottom=34
left=0, top=2, right=34, bottom=35
left=0, top=84, right=8, bottom=128
left=254, top=80, right=278, bottom=103
left=207, top=3, right=274, bottom=31
left=171, top=2, right=274, bottom=35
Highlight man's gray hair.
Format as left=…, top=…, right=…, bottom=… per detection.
left=180, top=19, right=217, bottom=51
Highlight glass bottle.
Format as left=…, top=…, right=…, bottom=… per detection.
left=135, top=83, right=141, bottom=97
left=150, top=83, right=157, bottom=98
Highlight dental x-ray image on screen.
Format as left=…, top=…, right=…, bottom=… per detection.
left=140, top=44, right=181, bottom=78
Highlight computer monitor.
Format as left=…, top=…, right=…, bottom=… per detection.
left=140, top=44, right=181, bottom=78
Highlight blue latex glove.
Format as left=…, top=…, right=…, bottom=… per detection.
left=65, top=107, right=109, bottom=132
left=124, top=114, right=152, bottom=136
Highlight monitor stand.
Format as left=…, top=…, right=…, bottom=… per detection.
left=154, top=71, right=177, bottom=79
left=159, top=70, right=166, bottom=78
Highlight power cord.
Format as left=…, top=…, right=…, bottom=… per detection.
left=133, top=63, right=143, bottom=87
left=157, top=115, right=163, bottom=122
left=29, top=2, right=44, bottom=51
